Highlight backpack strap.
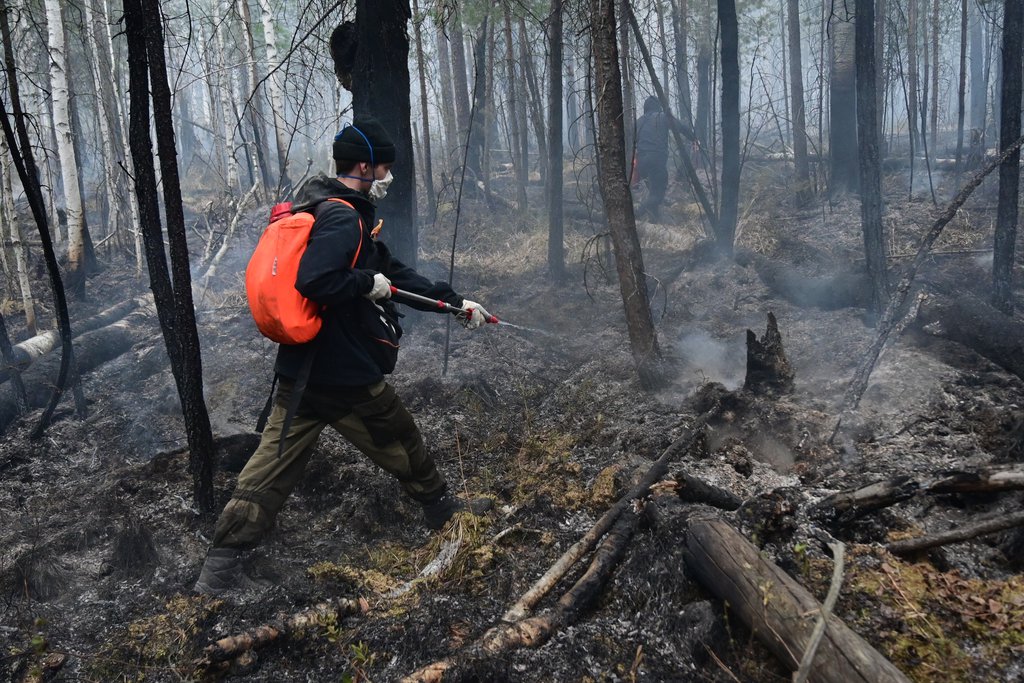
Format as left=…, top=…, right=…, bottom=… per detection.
left=320, top=197, right=364, bottom=268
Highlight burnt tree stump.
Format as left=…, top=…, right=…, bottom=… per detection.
left=745, top=312, right=795, bottom=394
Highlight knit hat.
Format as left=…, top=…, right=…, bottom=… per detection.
left=332, top=117, right=396, bottom=164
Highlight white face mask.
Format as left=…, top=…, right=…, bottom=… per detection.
left=368, top=170, right=394, bottom=201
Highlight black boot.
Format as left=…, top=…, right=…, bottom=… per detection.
left=193, top=548, right=244, bottom=596
left=421, top=493, right=493, bottom=530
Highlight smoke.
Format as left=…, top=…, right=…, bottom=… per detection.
left=676, top=329, right=745, bottom=390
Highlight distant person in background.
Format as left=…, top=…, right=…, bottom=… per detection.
left=634, top=95, right=671, bottom=222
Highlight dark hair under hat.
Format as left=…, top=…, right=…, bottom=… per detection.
left=333, top=117, right=396, bottom=164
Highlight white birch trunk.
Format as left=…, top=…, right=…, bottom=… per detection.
left=0, top=135, right=37, bottom=335
left=214, top=0, right=240, bottom=192
left=257, top=0, right=290, bottom=186
left=30, top=84, right=62, bottom=248
left=44, top=0, right=86, bottom=278
left=237, top=0, right=269, bottom=190
left=82, top=0, right=119, bottom=242
left=101, top=0, right=143, bottom=273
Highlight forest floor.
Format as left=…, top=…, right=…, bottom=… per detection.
left=1, top=165, right=1023, bottom=682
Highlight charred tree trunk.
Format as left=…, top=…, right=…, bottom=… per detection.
left=353, top=0, right=417, bottom=267
left=0, top=297, right=146, bottom=384
left=520, top=17, right=548, bottom=185
left=787, top=0, right=811, bottom=204
left=465, top=17, right=489, bottom=184
left=686, top=518, right=912, bottom=682
left=907, top=0, right=920, bottom=153
left=855, top=0, right=889, bottom=315
left=503, top=9, right=526, bottom=212
left=955, top=0, right=968, bottom=169
left=829, top=0, right=858, bottom=193
left=547, top=0, right=565, bottom=282
left=451, top=13, right=472, bottom=154
left=992, top=0, right=1022, bottom=315
left=412, top=0, right=436, bottom=221
left=744, top=312, right=794, bottom=394
left=590, top=0, right=662, bottom=388
left=887, top=510, right=1024, bottom=556
left=124, top=0, right=216, bottom=512
left=669, top=0, right=692, bottom=129
left=967, top=0, right=986, bottom=164
left=0, top=311, right=26, bottom=414
left=618, top=0, right=635, bottom=171
left=717, top=0, right=739, bottom=256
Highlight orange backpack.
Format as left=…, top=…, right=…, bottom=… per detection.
left=245, top=198, right=362, bottom=344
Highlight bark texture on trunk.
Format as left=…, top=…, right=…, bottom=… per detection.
left=992, top=0, right=1022, bottom=314
left=686, top=518, right=912, bottom=682
left=717, top=0, right=739, bottom=255
left=855, top=0, right=889, bottom=314
left=44, top=0, right=88, bottom=293
left=124, top=0, right=217, bottom=511
left=354, top=0, right=417, bottom=267
left=547, top=0, right=564, bottom=281
left=590, top=0, right=662, bottom=388
left=787, top=0, right=811, bottom=204
left=828, top=0, right=858, bottom=193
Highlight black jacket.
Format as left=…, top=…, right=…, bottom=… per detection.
left=275, top=175, right=463, bottom=386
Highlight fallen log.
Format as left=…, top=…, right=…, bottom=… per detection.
left=886, top=509, right=1024, bottom=555
left=403, top=511, right=640, bottom=683
left=685, top=517, right=911, bottom=683
left=917, top=294, right=1024, bottom=381
left=201, top=598, right=367, bottom=664
left=0, top=296, right=148, bottom=384
left=671, top=471, right=743, bottom=510
left=813, top=464, right=1024, bottom=521
left=0, top=303, right=157, bottom=434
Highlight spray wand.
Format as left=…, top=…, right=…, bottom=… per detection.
left=390, top=287, right=499, bottom=324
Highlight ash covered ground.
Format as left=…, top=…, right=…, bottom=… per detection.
left=2, top=171, right=1023, bottom=682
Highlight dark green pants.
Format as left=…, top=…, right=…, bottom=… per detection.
left=212, top=379, right=445, bottom=549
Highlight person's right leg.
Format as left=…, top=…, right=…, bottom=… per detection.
left=195, top=381, right=326, bottom=594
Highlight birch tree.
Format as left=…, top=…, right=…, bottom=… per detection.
left=0, top=135, right=34, bottom=335
left=44, top=0, right=88, bottom=293
left=257, top=0, right=291, bottom=190
left=214, top=0, right=240, bottom=193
